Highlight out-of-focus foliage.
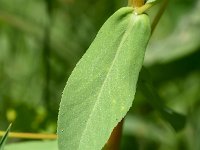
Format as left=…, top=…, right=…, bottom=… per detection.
left=5, top=141, right=57, bottom=150
left=0, top=0, right=200, bottom=149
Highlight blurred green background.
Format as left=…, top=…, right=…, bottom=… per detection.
left=0, top=0, right=200, bottom=149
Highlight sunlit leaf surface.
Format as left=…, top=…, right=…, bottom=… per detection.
left=58, top=7, right=151, bottom=150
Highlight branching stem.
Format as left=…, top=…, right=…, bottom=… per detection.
left=134, top=3, right=155, bottom=14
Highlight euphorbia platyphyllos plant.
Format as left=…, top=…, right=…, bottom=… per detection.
left=57, top=0, right=170, bottom=150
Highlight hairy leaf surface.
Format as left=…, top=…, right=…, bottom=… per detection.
left=58, top=7, right=151, bottom=150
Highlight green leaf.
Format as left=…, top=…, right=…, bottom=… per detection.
left=0, top=124, right=12, bottom=150
left=5, top=141, right=57, bottom=150
left=58, top=7, right=151, bottom=150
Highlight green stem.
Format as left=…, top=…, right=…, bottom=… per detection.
left=43, top=0, right=53, bottom=115
left=129, top=0, right=144, bottom=7
left=151, top=0, right=169, bottom=34
left=134, top=3, right=155, bottom=14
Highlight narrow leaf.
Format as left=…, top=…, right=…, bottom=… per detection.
left=58, top=7, right=151, bottom=150
left=0, top=124, right=12, bottom=150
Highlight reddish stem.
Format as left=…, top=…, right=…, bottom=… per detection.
left=103, top=119, right=124, bottom=150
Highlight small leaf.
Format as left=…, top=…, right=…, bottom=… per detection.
left=0, top=124, right=12, bottom=150
left=58, top=7, right=151, bottom=150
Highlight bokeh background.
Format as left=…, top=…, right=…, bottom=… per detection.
left=0, top=0, right=200, bottom=149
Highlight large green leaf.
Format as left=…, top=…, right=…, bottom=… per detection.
left=58, top=7, right=151, bottom=150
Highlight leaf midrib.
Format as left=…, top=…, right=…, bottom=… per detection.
left=78, top=13, right=136, bottom=149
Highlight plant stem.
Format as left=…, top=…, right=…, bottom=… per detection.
left=134, top=3, right=154, bottom=14
left=43, top=0, right=54, bottom=115
left=151, top=0, right=169, bottom=34
left=129, top=0, right=144, bottom=7
left=0, top=131, right=57, bottom=140
left=103, top=119, right=124, bottom=150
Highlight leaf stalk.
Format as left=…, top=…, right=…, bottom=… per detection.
left=134, top=3, right=155, bottom=14
left=129, top=0, right=144, bottom=7
left=151, top=0, right=169, bottom=34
